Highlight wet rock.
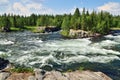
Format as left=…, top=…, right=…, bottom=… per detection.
left=0, top=58, right=9, bottom=70
left=0, top=72, right=11, bottom=80
left=45, top=26, right=60, bottom=32
left=35, top=26, right=60, bottom=33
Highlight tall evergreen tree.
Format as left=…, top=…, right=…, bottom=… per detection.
left=73, top=8, right=80, bottom=18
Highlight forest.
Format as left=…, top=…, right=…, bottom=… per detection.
left=0, top=8, right=120, bottom=36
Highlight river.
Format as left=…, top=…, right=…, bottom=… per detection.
left=0, top=31, right=120, bottom=80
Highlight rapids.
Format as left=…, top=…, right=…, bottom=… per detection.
left=0, top=31, right=120, bottom=79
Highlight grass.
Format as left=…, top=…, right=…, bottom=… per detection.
left=110, top=27, right=120, bottom=30
left=24, top=26, right=37, bottom=30
left=10, top=26, right=38, bottom=32
left=79, top=66, right=85, bottom=71
left=24, top=26, right=43, bottom=33
left=10, top=67, right=34, bottom=73
left=65, top=66, right=85, bottom=73
left=10, top=27, right=21, bottom=31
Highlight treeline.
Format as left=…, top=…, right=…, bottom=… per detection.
left=0, top=13, right=63, bottom=32
left=0, top=8, right=120, bottom=34
left=61, top=8, right=120, bottom=36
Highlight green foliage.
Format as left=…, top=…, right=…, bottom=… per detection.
left=67, top=69, right=73, bottom=72
left=24, top=26, right=38, bottom=32
left=10, top=27, right=20, bottom=31
left=73, top=8, right=80, bottom=18
left=0, top=8, right=120, bottom=34
left=0, top=15, right=11, bottom=32
left=62, top=16, right=70, bottom=30
left=37, top=15, right=54, bottom=27
left=10, top=67, right=34, bottom=73
left=61, top=30, right=69, bottom=37
left=53, top=15, right=63, bottom=28
left=79, top=66, right=85, bottom=71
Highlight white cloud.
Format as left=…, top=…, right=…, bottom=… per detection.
left=0, top=0, right=9, bottom=4
left=0, top=0, right=93, bottom=16
left=13, top=2, right=29, bottom=14
left=97, top=2, right=120, bottom=15
left=6, top=2, right=54, bottom=16
left=27, top=3, right=42, bottom=10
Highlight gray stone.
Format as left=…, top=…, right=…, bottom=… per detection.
left=64, top=71, right=112, bottom=80
left=28, top=76, right=36, bottom=80
left=34, top=69, right=44, bottom=80
left=69, top=29, right=101, bottom=38
left=0, top=72, right=10, bottom=80
left=43, top=71, right=68, bottom=80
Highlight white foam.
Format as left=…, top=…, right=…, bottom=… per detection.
left=0, top=40, right=14, bottom=45
left=63, top=55, right=89, bottom=63
left=40, top=54, right=60, bottom=65
left=5, top=35, right=120, bottom=68
left=105, top=35, right=120, bottom=42
left=89, top=55, right=120, bottom=63
left=92, top=40, right=119, bottom=48
left=27, top=40, right=43, bottom=43
left=0, top=51, right=4, bottom=55
left=12, top=54, right=33, bottom=66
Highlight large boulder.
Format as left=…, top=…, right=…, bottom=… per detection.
left=64, top=70, right=112, bottom=80
left=43, top=70, right=112, bottom=80
left=2, top=69, right=112, bottom=80
left=69, top=29, right=101, bottom=38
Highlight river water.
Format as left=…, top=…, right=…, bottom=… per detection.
left=0, top=31, right=120, bottom=79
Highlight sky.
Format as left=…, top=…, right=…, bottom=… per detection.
left=0, top=0, right=120, bottom=16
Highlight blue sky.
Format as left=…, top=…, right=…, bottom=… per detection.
left=0, top=0, right=120, bottom=15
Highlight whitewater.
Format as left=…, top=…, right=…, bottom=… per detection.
left=0, top=31, right=120, bottom=79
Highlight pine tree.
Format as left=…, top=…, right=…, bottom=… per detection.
left=73, top=8, right=80, bottom=18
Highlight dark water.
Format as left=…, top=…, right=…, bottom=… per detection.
left=0, top=31, right=120, bottom=80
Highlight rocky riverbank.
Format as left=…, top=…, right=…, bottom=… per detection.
left=0, top=69, right=112, bottom=80
left=0, top=58, right=112, bottom=80
left=69, top=29, right=101, bottom=38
